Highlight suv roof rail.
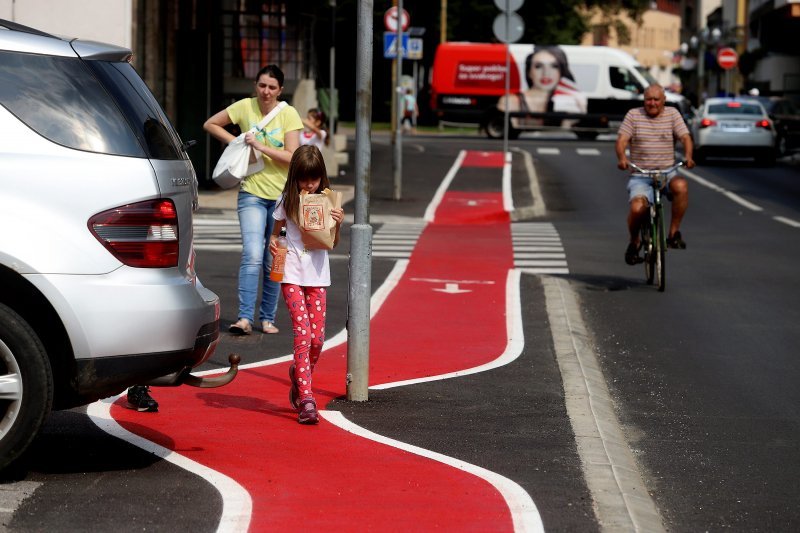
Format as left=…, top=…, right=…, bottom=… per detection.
left=0, top=18, right=55, bottom=38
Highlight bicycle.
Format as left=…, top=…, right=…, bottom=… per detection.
left=628, top=161, right=684, bottom=292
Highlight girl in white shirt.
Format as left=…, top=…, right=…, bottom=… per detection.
left=270, top=145, right=344, bottom=424
left=299, top=108, right=329, bottom=150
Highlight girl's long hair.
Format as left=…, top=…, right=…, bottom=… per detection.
left=280, top=145, right=330, bottom=224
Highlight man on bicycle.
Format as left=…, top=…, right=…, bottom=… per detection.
left=616, top=84, right=695, bottom=265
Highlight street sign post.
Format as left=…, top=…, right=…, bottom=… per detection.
left=384, top=6, right=410, bottom=33
left=494, top=0, right=525, bottom=157
left=383, top=32, right=409, bottom=59
left=717, top=47, right=738, bottom=70
left=717, top=47, right=738, bottom=96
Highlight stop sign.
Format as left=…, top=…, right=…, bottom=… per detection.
left=717, top=47, right=738, bottom=70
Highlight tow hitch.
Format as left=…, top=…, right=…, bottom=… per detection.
left=183, top=353, right=241, bottom=388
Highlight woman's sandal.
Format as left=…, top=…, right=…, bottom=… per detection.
left=262, top=321, right=279, bottom=334
left=229, top=318, right=252, bottom=335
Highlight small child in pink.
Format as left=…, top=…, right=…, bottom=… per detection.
left=269, top=145, right=344, bottom=424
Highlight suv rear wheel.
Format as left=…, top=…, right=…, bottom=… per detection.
left=0, top=303, right=53, bottom=471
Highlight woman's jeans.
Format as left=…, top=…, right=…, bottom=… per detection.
left=236, top=191, right=279, bottom=324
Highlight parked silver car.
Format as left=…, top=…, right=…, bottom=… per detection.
left=691, top=97, right=777, bottom=165
left=0, top=20, right=226, bottom=470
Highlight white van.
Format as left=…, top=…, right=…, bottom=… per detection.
left=430, top=42, right=690, bottom=139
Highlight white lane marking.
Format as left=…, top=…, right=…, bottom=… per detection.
left=519, top=267, right=569, bottom=275
left=503, top=152, right=514, bottom=212
left=722, top=191, right=763, bottom=211
left=410, top=277, right=494, bottom=285
left=682, top=168, right=763, bottom=212
left=536, top=147, right=560, bottom=155
left=86, top=400, right=252, bottom=533
left=511, top=147, right=546, bottom=218
left=424, top=150, right=466, bottom=223
left=321, top=410, right=544, bottom=533
left=774, top=216, right=800, bottom=228
left=576, top=148, right=601, bottom=155
left=512, top=222, right=569, bottom=274
left=372, top=269, right=524, bottom=389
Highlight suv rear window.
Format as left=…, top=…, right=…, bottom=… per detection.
left=87, top=61, right=185, bottom=160
left=0, top=49, right=185, bottom=160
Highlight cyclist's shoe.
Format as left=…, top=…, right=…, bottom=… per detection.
left=298, top=399, right=319, bottom=425
left=126, top=386, right=158, bottom=412
left=625, top=242, right=644, bottom=265
left=667, top=231, right=687, bottom=249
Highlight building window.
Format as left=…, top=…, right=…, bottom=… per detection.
left=220, top=0, right=305, bottom=82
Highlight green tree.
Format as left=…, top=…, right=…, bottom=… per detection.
left=444, top=0, right=650, bottom=44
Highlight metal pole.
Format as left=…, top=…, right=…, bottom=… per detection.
left=329, top=0, right=336, bottom=136
left=726, top=68, right=731, bottom=97
left=698, top=41, right=705, bottom=102
left=347, top=0, right=374, bottom=402
left=502, top=2, right=510, bottom=157
left=393, top=0, right=404, bottom=201
left=440, top=0, right=446, bottom=44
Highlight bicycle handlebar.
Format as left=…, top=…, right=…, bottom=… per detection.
left=628, top=161, right=684, bottom=175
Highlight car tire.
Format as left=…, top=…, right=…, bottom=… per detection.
left=0, top=303, right=53, bottom=472
left=484, top=112, right=505, bottom=139
left=777, top=136, right=787, bottom=157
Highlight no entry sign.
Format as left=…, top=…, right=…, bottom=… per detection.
left=717, top=47, right=738, bottom=70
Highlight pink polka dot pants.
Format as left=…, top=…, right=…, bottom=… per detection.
left=281, top=284, right=327, bottom=402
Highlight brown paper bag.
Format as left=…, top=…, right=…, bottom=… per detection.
left=298, top=188, right=342, bottom=250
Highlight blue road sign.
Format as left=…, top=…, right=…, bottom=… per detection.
left=384, top=32, right=409, bottom=59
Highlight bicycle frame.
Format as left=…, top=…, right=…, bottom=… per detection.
left=628, top=161, right=683, bottom=292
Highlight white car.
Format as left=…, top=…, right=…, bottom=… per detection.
left=691, top=97, right=777, bottom=165
left=0, top=19, right=224, bottom=470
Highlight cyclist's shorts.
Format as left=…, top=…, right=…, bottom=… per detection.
left=627, top=169, right=679, bottom=204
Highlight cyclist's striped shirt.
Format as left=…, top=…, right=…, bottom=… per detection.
left=618, top=107, right=689, bottom=169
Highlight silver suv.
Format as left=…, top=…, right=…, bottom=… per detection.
left=0, top=20, right=221, bottom=469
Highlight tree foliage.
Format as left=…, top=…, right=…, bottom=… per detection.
left=444, top=0, right=650, bottom=44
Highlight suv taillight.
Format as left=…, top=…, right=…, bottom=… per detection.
left=89, top=199, right=179, bottom=268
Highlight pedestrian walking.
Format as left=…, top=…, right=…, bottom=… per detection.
left=401, top=88, right=418, bottom=133
left=269, top=145, right=344, bottom=424
left=204, top=64, right=303, bottom=335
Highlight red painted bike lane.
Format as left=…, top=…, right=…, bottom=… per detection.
left=109, top=151, right=531, bottom=531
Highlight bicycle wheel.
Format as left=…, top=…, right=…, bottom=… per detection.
left=641, top=218, right=655, bottom=284
left=655, top=204, right=666, bottom=292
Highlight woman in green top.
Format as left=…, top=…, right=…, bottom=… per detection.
left=204, top=64, right=303, bottom=335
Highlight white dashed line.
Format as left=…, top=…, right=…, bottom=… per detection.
left=774, top=216, right=800, bottom=228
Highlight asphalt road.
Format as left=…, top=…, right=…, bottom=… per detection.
left=4, top=132, right=799, bottom=532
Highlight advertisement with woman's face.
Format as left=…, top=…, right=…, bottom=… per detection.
left=497, top=45, right=588, bottom=130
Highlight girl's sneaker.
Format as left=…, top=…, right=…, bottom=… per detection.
left=297, top=399, right=319, bottom=425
